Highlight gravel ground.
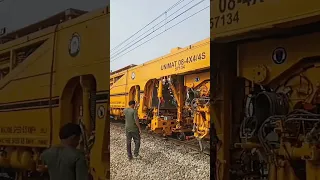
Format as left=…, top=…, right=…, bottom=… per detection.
left=110, top=123, right=210, bottom=180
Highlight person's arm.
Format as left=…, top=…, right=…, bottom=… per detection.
left=37, top=151, right=48, bottom=172
left=134, top=110, right=142, bottom=134
left=75, top=154, right=89, bottom=180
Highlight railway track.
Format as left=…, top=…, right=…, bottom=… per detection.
left=111, top=121, right=210, bottom=155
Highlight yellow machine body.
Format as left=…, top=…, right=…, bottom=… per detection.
left=211, top=1, right=320, bottom=180
left=211, top=0, right=320, bottom=40
left=110, top=39, right=210, bottom=142
left=0, top=6, right=110, bottom=179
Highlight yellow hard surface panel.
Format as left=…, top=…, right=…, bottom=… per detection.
left=0, top=108, right=51, bottom=147
left=54, top=12, right=109, bottom=95
left=238, top=32, right=320, bottom=83
left=126, top=39, right=210, bottom=84
left=211, top=0, right=320, bottom=38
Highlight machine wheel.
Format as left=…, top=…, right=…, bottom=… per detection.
left=177, top=132, right=186, bottom=141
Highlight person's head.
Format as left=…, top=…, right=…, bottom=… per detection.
left=59, top=123, right=82, bottom=148
left=128, top=100, right=136, bottom=108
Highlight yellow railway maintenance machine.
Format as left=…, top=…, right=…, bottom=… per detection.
left=110, top=39, right=210, bottom=149
left=0, top=6, right=110, bottom=180
left=211, top=0, right=320, bottom=180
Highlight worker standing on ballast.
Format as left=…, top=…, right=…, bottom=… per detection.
left=123, top=100, right=142, bottom=161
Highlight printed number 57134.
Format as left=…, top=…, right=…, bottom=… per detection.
left=211, top=11, right=239, bottom=29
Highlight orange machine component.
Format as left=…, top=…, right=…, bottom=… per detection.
left=110, top=39, right=210, bottom=148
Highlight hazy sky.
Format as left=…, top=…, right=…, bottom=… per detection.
left=0, top=0, right=209, bottom=72
left=0, top=0, right=108, bottom=32
left=110, top=0, right=210, bottom=71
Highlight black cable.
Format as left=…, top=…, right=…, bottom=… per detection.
left=110, top=5, right=209, bottom=62
left=110, top=0, right=185, bottom=52
left=110, top=0, right=197, bottom=57
left=111, top=0, right=205, bottom=59
left=111, top=1, right=207, bottom=61
left=167, top=0, right=184, bottom=12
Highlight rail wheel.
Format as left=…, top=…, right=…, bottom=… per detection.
left=177, top=132, right=186, bottom=141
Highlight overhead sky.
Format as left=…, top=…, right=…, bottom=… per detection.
left=0, top=0, right=209, bottom=72
left=110, top=0, right=210, bottom=71
left=0, top=0, right=108, bottom=33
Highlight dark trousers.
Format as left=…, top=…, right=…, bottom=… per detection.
left=126, top=131, right=141, bottom=158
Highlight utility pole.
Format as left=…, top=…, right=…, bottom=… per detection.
left=0, top=28, right=5, bottom=36
left=0, top=0, right=7, bottom=36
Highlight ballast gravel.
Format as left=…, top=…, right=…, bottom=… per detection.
left=110, top=123, right=210, bottom=180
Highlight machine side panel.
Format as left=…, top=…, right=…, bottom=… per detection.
left=211, top=0, right=320, bottom=40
